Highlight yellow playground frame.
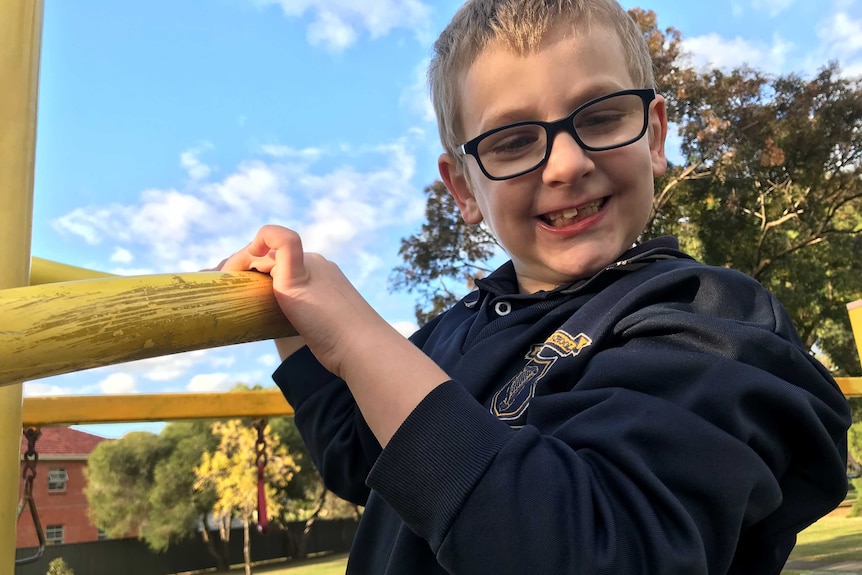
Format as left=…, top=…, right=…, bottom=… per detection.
left=2, top=1, right=861, bottom=570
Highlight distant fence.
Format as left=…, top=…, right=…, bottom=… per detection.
left=15, top=518, right=358, bottom=575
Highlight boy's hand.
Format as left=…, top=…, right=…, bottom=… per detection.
left=212, top=231, right=305, bottom=360
left=217, top=224, right=451, bottom=447
left=215, top=225, right=387, bottom=380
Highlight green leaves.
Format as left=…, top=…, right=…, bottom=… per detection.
left=390, top=180, right=499, bottom=325
left=193, top=420, right=297, bottom=523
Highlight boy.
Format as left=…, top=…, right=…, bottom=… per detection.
left=217, top=0, right=851, bottom=573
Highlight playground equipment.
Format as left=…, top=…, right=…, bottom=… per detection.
left=2, top=0, right=861, bottom=570
left=0, top=1, right=301, bottom=566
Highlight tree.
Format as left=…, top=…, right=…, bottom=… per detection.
left=390, top=8, right=862, bottom=375
left=85, top=423, right=230, bottom=571
left=391, top=180, right=499, bottom=325
left=194, top=420, right=298, bottom=575
left=148, top=421, right=228, bottom=569
left=85, top=432, right=170, bottom=539
left=269, top=416, right=362, bottom=559
left=45, top=557, right=75, bottom=575
left=849, top=422, right=862, bottom=517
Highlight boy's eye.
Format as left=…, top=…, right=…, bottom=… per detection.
left=480, top=127, right=544, bottom=157
left=575, top=110, right=629, bottom=133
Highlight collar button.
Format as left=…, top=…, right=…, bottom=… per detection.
left=494, top=301, right=512, bottom=316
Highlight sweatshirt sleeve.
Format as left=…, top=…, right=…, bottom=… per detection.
left=273, top=346, right=379, bottom=505
left=365, top=286, right=850, bottom=574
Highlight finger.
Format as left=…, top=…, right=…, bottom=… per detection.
left=212, top=252, right=252, bottom=272
left=248, top=225, right=301, bottom=255
left=249, top=225, right=308, bottom=287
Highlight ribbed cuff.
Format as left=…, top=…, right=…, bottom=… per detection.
left=366, top=380, right=514, bottom=551
left=271, top=346, right=338, bottom=409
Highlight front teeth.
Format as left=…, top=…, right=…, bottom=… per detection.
left=550, top=208, right=579, bottom=222
left=546, top=200, right=602, bottom=224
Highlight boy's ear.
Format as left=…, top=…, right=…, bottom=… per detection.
left=648, top=95, right=669, bottom=177
left=438, top=153, right=483, bottom=225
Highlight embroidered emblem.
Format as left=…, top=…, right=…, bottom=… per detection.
left=491, top=330, right=592, bottom=422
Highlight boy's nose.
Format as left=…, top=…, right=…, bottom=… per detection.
left=541, top=131, right=594, bottom=185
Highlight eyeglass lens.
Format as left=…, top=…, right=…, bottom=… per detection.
left=475, top=92, right=647, bottom=179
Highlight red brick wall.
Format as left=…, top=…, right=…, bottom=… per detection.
left=17, top=459, right=101, bottom=548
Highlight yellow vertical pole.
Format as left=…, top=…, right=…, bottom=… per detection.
left=849, top=300, right=862, bottom=372
left=0, top=0, right=43, bottom=566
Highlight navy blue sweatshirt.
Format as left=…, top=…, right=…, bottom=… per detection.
left=273, top=237, right=850, bottom=574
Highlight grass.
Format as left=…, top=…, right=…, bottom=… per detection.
left=781, top=502, right=862, bottom=574
left=266, top=554, right=349, bottom=575
left=234, top=553, right=349, bottom=575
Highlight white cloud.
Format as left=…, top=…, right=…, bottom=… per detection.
left=112, top=350, right=213, bottom=382
left=210, top=355, right=237, bottom=369
left=110, top=247, right=134, bottom=264
left=751, top=0, right=794, bottom=16
left=297, top=140, right=423, bottom=254
left=816, top=10, right=862, bottom=76
left=23, top=382, right=75, bottom=397
left=693, top=1, right=862, bottom=78
left=51, top=135, right=426, bottom=273
left=307, top=9, right=358, bottom=51
left=181, top=146, right=212, bottom=181
left=99, top=373, right=138, bottom=394
left=391, top=320, right=418, bottom=338
left=53, top=208, right=114, bottom=245
left=255, top=0, right=432, bottom=51
left=109, top=265, right=154, bottom=276
left=353, top=251, right=384, bottom=285
left=400, top=58, right=436, bottom=123
left=681, top=32, right=792, bottom=73
left=258, top=353, right=279, bottom=367
left=53, top=189, right=210, bottom=254
left=187, top=373, right=234, bottom=392
left=261, top=144, right=323, bottom=160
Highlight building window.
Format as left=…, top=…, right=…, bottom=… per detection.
left=97, top=529, right=109, bottom=541
left=45, top=525, right=64, bottom=545
left=47, top=468, right=69, bottom=493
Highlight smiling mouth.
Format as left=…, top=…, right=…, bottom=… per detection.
left=541, top=198, right=606, bottom=228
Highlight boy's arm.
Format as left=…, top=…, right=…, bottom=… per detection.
left=217, top=225, right=450, bottom=447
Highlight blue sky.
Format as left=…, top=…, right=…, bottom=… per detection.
left=25, top=0, right=862, bottom=437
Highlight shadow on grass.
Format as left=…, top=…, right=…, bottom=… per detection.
left=254, top=553, right=348, bottom=573
left=787, top=531, right=862, bottom=567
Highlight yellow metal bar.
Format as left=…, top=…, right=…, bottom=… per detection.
left=836, top=377, right=862, bottom=397
left=23, top=390, right=294, bottom=427
left=0, top=0, right=43, bottom=566
left=0, top=272, right=296, bottom=383
left=848, top=300, right=862, bottom=372
left=30, top=256, right=114, bottom=285
left=20, top=378, right=861, bottom=428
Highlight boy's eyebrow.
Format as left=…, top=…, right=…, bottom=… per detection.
left=476, top=82, right=633, bottom=134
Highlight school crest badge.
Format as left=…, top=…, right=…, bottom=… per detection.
left=491, top=330, right=592, bottom=423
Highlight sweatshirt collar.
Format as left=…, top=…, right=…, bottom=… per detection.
left=474, top=236, right=690, bottom=299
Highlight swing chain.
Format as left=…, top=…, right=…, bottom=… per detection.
left=253, top=418, right=269, bottom=534
left=17, top=427, right=46, bottom=566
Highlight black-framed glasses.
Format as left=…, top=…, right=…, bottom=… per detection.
left=459, top=88, right=656, bottom=181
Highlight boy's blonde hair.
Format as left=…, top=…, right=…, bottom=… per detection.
left=430, top=0, right=655, bottom=168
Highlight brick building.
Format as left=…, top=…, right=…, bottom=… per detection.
left=17, top=426, right=110, bottom=548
